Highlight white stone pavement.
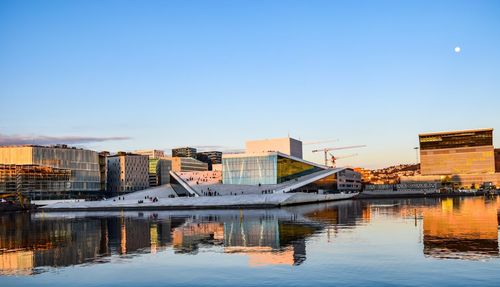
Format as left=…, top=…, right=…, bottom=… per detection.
left=42, top=192, right=357, bottom=210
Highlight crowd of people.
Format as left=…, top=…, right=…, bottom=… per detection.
left=179, top=171, right=222, bottom=185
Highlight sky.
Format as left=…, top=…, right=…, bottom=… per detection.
left=1, top=0, right=499, bottom=168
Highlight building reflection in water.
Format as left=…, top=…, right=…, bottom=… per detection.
left=422, top=197, right=500, bottom=260
left=2, top=197, right=499, bottom=275
left=0, top=204, right=360, bottom=275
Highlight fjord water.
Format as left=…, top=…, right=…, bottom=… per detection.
left=1, top=197, right=500, bottom=286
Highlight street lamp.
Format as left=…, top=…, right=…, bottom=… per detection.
left=413, top=147, right=419, bottom=164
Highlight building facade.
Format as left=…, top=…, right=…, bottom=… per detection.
left=0, top=145, right=100, bottom=196
left=246, top=137, right=303, bottom=159
left=197, top=151, right=222, bottom=164
left=98, top=151, right=109, bottom=192
left=419, top=128, right=495, bottom=175
left=495, top=149, right=500, bottom=172
left=107, top=153, right=149, bottom=193
left=170, top=157, right=208, bottom=172
left=222, top=152, right=323, bottom=185
left=134, top=149, right=165, bottom=159
left=148, top=158, right=172, bottom=186
left=402, top=128, right=500, bottom=188
left=0, top=164, right=71, bottom=196
left=172, top=147, right=197, bottom=158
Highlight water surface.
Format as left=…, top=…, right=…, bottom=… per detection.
left=1, top=196, right=500, bottom=286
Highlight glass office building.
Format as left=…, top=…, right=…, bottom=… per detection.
left=148, top=158, right=172, bottom=186
left=0, top=145, right=100, bottom=195
left=0, top=164, right=71, bottom=195
left=222, top=152, right=322, bottom=185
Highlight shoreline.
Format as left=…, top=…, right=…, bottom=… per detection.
left=39, top=192, right=358, bottom=212
left=7, top=191, right=497, bottom=213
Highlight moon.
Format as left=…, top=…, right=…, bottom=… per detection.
left=454, top=46, right=461, bottom=53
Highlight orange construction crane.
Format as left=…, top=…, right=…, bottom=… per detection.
left=329, top=153, right=358, bottom=168
left=312, top=145, right=366, bottom=166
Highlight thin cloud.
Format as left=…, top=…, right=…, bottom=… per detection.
left=0, top=133, right=130, bottom=146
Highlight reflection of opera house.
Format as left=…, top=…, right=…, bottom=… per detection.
left=1, top=205, right=363, bottom=275
left=171, top=215, right=317, bottom=266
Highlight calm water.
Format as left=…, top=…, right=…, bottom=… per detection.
left=1, top=196, right=500, bottom=286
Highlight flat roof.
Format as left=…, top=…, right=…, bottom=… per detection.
left=0, top=144, right=86, bottom=150
left=419, top=128, right=493, bottom=137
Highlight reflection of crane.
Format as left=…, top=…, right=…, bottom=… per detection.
left=312, top=145, right=366, bottom=166
left=330, top=153, right=358, bottom=167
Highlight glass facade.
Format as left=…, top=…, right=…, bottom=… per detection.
left=223, top=155, right=278, bottom=185
left=277, top=157, right=322, bottom=183
left=222, top=154, right=322, bottom=185
left=0, top=146, right=100, bottom=193
left=419, top=129, right=493, bottom=150
left=148, top=159, right=171, bottom=186
left=0, top=164, right=71, bottom=194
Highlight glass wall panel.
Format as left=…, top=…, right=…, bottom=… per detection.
left=276, top=156, right=322, bottom=183
left=222, top=155, right=277, bottom=185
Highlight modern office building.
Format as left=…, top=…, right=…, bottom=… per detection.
left=98, top=151, right=109, bottom=192
left=169, top=157, right=208, bottom=172
left=107, top=152, right=149, bottom=193
left=0, top=145, right=100, bottom=197
left=246, top=137, right=303, bottom=159
left=172, top=147, right=197, bottom=158
left=134, top=149, right=172, bottom=186
left=0, top=164, right=71, bottom=196
left=197, top=151, right=222, bottom=164
left=134, top=149, right=165, bottom=159
left=148, top=158, right=172, bottom=186
left=401, top=128, right=500, bottom=188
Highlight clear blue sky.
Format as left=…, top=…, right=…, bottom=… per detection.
left=1, top=0, right=499, bottom=168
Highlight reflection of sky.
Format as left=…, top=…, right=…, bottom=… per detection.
left=2, top=198, right=500, bottom=286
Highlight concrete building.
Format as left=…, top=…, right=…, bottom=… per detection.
left=134, top=149, right=165, bottom=159
left=246, top=137, right=303, bottom=159
left=401, top=128, right=500, bottom=188
left=98, top=151, right=110, bottom=192
left=107, top=152, right=149, bottom=193
left=169, top=157, right=208, bottom=172
left=495, top=149, right=500, bottom=172
left=172, top=147, right=197, bottom=158
left=148, top=158, right=172, bottom=186
left=134, top=149, right=172, bottom=186
left=197, top=151, right=222, bottom=170
left=197, top=151, right=222, bottom=164
left=0, top=145, right=100, bottom=197
left=419, top=128, right=495, bottom=175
